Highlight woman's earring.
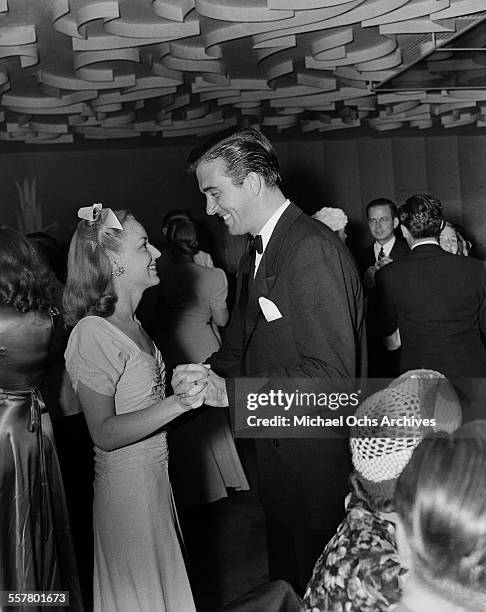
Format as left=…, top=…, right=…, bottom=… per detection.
left=111, top=263, right=125, bottom=277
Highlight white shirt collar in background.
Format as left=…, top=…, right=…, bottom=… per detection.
left=411, top=238, right=439, bottom=250
left=373, top=235, right=396, bottom=261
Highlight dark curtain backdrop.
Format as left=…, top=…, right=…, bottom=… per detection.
left=1, top=134, right=485, bottom=269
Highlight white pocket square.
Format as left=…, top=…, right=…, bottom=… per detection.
left=258, top=297, right=282, bottom=322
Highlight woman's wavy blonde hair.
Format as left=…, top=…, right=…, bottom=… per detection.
left=63, top=209, right=133, bottom=326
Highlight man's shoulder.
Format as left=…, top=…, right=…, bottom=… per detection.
left=274, top=209, right=359, bottom=275
left=278, top=205, right=339, bottom=246
left=379, top=248, right=486, bottom=284
left=421, top=247, right=483, bottom=270
left=448, top=253, right=486, bottom=277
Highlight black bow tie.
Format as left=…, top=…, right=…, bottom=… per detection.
left=247, top=234, right=263, bottom=255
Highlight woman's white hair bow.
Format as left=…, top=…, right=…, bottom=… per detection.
left=77, top=203, right=124, bottom=230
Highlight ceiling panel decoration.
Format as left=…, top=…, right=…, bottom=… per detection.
left=0, top=0, right=485, bottom=144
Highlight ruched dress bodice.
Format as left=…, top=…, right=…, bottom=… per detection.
left=65, top=316, right=169, bottom=471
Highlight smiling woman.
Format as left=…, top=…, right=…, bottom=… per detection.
left=439, top=221, right=471, bottom=256
left=62, top=204, right=202, bottom=612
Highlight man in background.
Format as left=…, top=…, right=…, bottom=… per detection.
left=359, top=198, right=409, bottom=377
left=376, top=194, right=486, bottom=419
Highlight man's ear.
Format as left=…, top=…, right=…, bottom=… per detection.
left=401, top=225, right=410, bottom=243
left=244, top=171, right=262, bottom=195
left=393, top=217, right=399, bottom=229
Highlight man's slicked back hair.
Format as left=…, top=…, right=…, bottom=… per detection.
left=366, top=198, right=398, bottom=219
left=188, top=127, right=281, bottom=187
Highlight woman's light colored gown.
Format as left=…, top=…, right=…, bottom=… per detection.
left=65, top=316, right=195, bottom=612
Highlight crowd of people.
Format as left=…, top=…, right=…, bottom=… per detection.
left=1, top=127, right=486, bottom=612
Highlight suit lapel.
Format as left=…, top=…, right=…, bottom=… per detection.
left=242, top=203, right=302, bottom=353
left=243, top=266, right=265, bottom=343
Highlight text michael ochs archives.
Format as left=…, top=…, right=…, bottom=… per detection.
left=245, top=413, right=437, bottom=428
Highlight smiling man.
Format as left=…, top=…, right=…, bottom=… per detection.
left=362, top=198, right=409, bottom=289
left=195, top=147, right=283, bottom=237
left=358, top=198, right=409, bottom=377
left=173, top=128, right=366, bottom=592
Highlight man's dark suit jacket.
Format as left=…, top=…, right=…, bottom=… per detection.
left=357, top=238, right=410, bottom=377
left=208, top=203, right=366, bottom=530
left=376, top=243, right=486, bottom=379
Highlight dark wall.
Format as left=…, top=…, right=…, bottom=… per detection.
left=1, top=134, right=485, bottom=263
left=0, top=144, right=219, bottom=252
left=276, top=135, right=486, bottom=259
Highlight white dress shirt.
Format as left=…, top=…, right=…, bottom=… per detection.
left=373, top=235, right=396, bottom=262
left=254, top=199, right=290, bottom=277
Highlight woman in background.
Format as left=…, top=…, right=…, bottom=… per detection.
left=161, top=209, right=214, bottom=267
left=27, top=231, right=94, bottom=610
left=312, top=206, right=348, bottom=242
left=303, top=370, right=462, bottom=612
left=439, top=221, right=471, bottom=256
left=0, top=229, right=83, bottom=611
left=63, top=204, right=202, bottom=612
left=155, top=216, right=249, bottom=507
left=394, top=420, right=486, bottom=612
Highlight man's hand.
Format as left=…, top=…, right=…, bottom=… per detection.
left=363, top=265, right=378, bottom=289
left=172, top=364, right=228, bottom=408
left=172, top=364, right=209, bottom=409
left=363, top=257, right=394, bottom=288
left=376, top=256, right=393, bottom=269
left=172, top=363, right=210, bottom=390
left=204, top=370, right=229, bottom=407
left=0, top=388, right=6, bottom=408
left=178, top=382, right=207, bottom=410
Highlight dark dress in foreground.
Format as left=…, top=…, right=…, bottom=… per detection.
left=0, top=304, right=83, bottom=611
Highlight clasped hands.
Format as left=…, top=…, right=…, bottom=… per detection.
left=172, top=364, right=228, bottom=410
